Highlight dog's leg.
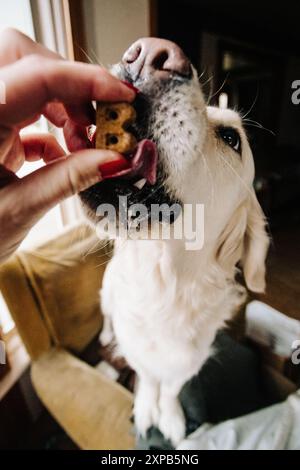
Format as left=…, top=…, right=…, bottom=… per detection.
left=134, top=375, right=160, bottom=437
left=99, top=315, right=114, bottom=346
left=158, top=381, right=186, bottom=447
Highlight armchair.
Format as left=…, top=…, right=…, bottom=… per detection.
left=0, top=224, right=134, bottom=450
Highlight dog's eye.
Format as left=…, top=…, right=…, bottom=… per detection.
left=218, top=127, right=241, bottom=154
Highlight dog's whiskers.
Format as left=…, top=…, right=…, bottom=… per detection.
left=197, top=68, right=207, bottom=82
left=243, top=119, right=276, bottom=136
left=218, top=153, right=255, bottom=200
left=207, top=73, right=229, bottom=105
left=74, top=44, right=94, bottom=64
left=89, top=47, right=105, bottom=67
left=83, top=237, right=112, bottom=259
left=201, top=74, right=214, bottom=90
left=94, top=237, right=129, bottom=269
left=138, top=181, right=166, bottom=206
left=74, top=44, right=105, bottom=67
left=201, top=150, right=215, bottom=206
left=241, top=86, right=259, bottom=120
left=94, top=257, right=111, bottom=269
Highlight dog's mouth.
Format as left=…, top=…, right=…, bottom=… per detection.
left=88, top=91, right=159, bottom=187
left=80, top=62, right=197, bottom=225
left=100, top=139, right=158, bottom=187
left=80, top=87, right=178, bottom=222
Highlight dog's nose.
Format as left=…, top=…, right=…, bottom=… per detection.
left=122, top=38, right=191, bottom=81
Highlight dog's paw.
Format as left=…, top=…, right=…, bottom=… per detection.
left=158, top=399, right=186, bottom=447
left=134, top=396, right=159, bottom=437
left=99, top=321, right=114, bottom=347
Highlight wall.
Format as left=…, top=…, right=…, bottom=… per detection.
left=82, top=0, right=150, bottom=67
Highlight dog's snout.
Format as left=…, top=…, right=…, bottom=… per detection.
left=122, top=37, right=191, bottom=81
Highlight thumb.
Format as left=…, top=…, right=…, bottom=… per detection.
left=9, top=149, right=129, bottom=221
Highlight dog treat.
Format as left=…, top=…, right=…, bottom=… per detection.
left=96, top=102, right=137, bottom=154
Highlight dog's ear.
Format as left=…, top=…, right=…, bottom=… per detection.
left=241, top=191, right=269, bottom=293
left=216, top=191, right=269, bottom=293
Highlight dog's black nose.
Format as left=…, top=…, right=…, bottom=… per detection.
left=122, top=37, right=191, bottom=81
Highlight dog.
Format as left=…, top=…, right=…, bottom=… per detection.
left=80, top=38, right=269, bottom=446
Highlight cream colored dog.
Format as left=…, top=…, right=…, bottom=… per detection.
left=80, top=38, right=269, bottom=446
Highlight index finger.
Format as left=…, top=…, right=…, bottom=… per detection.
left=0, top=55, right=135, bottom=127
left=0, top=29, right=96, bottom=127
left=0, top=28, right=61, bottom=67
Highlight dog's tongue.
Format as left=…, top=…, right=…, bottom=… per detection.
left=103, top=139, right=158, bottom=185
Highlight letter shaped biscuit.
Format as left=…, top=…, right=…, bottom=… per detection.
left=96, top=102, right=137, bottom=154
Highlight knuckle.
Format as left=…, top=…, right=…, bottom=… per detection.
left=91, top=66, right=110, bottom=88
left=97, top=66, right=109, bottom=77
left=20, top=55, right=51, bottom=95
left=23, top=53, right=48, bottom=70
left=1, top=186, right=24, bottom=229
left=1, top=27, right=22, bottom=42
left=65, top=159, right=80, bottom=196
left=0, top=28, right=36, bottom=57
left=65, top=157, right=96, bottom=195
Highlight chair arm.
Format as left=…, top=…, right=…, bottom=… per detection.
left=31, top=348, right=135, bottom=450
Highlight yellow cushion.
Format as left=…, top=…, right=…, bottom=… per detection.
left=31, top=348, right=134, bottom=450
left=0, top=224, right=111, bottom=357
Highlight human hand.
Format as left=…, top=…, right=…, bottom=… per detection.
left=0, top=29, right=135, bottom=263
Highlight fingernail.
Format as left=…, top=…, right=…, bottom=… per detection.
left=121, top=80, right=140, bottom=94
left=87, top=126, right=96, bottom=145
left=99, top=156, right=131, bottom=178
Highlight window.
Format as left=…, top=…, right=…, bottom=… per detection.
left=0, top=0, right=35, bottom=38
left=0, top=0, right=81, bottom=333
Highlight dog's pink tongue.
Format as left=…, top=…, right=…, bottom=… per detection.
left=103, top=139, right=158, bottom=185
left=129, top=139, right=158, bottom=185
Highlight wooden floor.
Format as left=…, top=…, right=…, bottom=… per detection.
left=256, top=227, right=300, bottom=321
